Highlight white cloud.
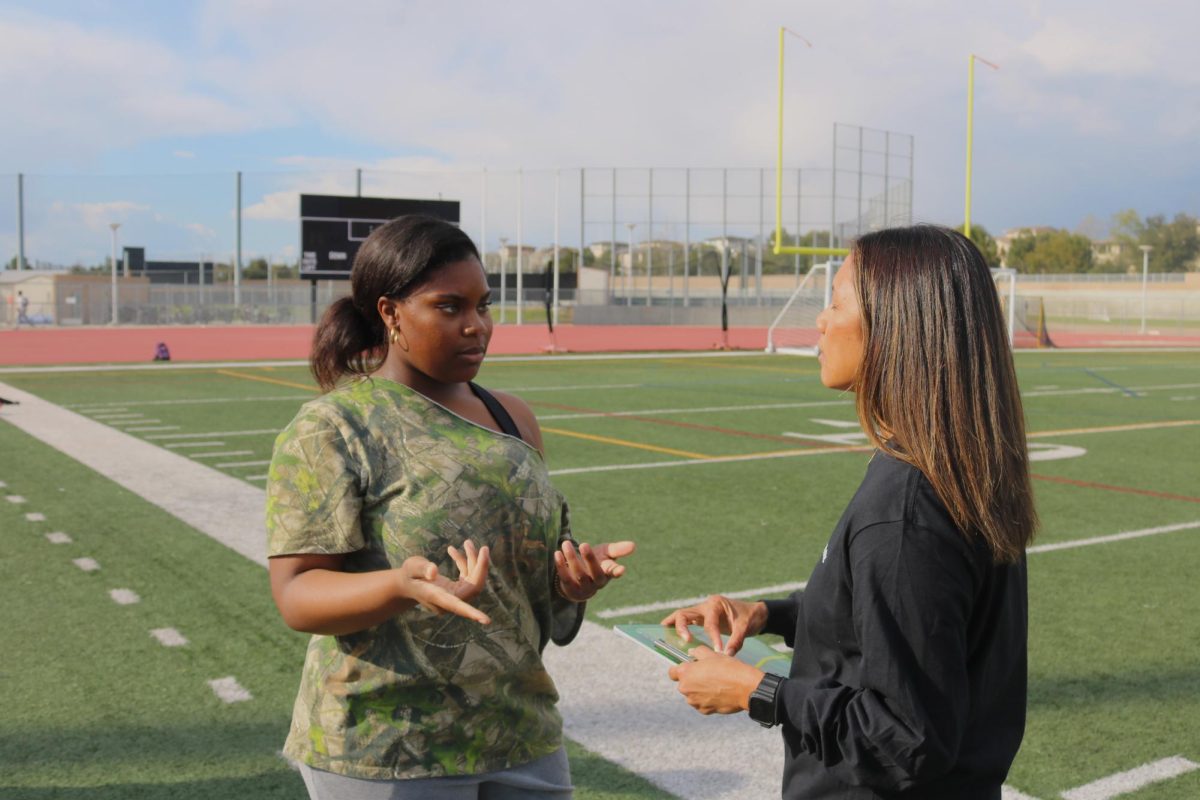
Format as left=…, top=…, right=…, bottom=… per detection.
left=5, top=0, right=1199, bottom=247
left=243, top=190, right=300, bottom=221
left=0, top=11, right=273, bottom=164
left=58, top=201, right=151, bottom=233
left=174, top=150, right=197, bottom=159
left=185, top=223, right=216, bottom=238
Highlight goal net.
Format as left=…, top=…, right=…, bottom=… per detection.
left=765, top=262, right=834, bottom=355
left=993, top=268, right=1054, bottom=348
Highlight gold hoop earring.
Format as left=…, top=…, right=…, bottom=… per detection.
left=389, top=327, right=409, bottom=352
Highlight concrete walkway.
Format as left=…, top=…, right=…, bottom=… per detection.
left=0, top=378, right=784, bottom=800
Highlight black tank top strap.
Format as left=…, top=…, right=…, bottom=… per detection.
left=468, top=382, right=524, bottom=442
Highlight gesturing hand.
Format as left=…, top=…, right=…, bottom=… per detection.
left=398, top=539, right=491, bottom=625
left=660, top=594, right=767, bottom=655
left=554, top=540, right=636, bottom=603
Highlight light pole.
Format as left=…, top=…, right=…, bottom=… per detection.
left=108, top=222, right=121, bottom=325
left=964, top=54, right=999, bottom=239
left=625, top=223, right=636, bottom=307
left=498, top=237, right=508, bottom=324
left=1139, top=245, right=1152, bottom=334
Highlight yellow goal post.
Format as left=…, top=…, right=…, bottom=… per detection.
left=773, top=26, right=850, bottom=259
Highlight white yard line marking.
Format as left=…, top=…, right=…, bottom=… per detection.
left=538, top=399, right=851, bottom=421
left=1024, top=382, right=1200, bottom=398
left=191, top=450, right=254, bottom=459
left=0, top=480, right=6, bottom=488
left=125, top=425, right=182, bottom=433
left=1061, top=756, right=1200, bottom=800
left=109, top=589, right=141, bottom=605
left=810, top=417, right=861, bottom=427
left=1027, top=520, right=1200, bottom=554
left=0, top=359, right=308, bottom=374
left=784, top=430, right=869, bottom=445
left=113, top=418, right=161, bottom=425
left=73, top=557, right=100, bottom=572
left=6, top=495, right=26, bottom=503
left=25, top=512, right=45, bottom=522
left=598, top=582, right=809, bottom=619
left=77, top=406, right=129, bottom=413
left=207, top=676, right=253, bottom=703
left=245, top=475, right=268, bottom=481
left=509, top=383, right=644, bottom=393
left=147, top=428, right=281, bottom=440
left=93, top=413, right=143, bottom=420
left=166, top=441, right=226, bottom=449
left=151, top=627, right=189, bottom=647
left=68, top=395, right=309, bottom=409
left=1001, top=787, right=1041, bottom=800
left=550, top=445, right=870, bottom=476
left=0, top=350, right=766, bottom=376
left=45, top=532, right=72, bottom=544
left=605, top=521, right=1200, bottom=621
left=216, top=459, right=271, bottom=468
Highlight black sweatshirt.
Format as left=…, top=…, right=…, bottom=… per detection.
left=762, top=451, right=1027, bottom=799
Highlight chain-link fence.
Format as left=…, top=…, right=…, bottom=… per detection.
left=1, top=137, right=915, bottom=326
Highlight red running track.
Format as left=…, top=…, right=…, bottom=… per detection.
left=0, top=324, right=773, bottom=366
left=1, top=324, right=1196, bottom=367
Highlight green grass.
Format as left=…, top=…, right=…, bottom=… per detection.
left=2, top=348, right=1199, bottom=798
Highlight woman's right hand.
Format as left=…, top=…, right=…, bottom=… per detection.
left=661, top=595, right=768, bottom=656
left=397, top=540, right=491, bottom=625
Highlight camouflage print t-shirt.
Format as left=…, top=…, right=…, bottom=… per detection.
left=266, top=377, right=583, bottom=780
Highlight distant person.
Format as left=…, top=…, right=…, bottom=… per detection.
left=153, top=342, right=171, bottom=361
left=266, top=214, right=635, bottom=799
left=16, top=291, right=30, bottom=327
left=663, top=225, right=1036, bottom=799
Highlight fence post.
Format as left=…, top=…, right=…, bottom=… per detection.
left=235, top=171, right=242, bottom=310
left=17, top=173, right=25, bottom=270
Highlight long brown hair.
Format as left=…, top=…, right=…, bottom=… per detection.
left=851, top=225, right=1037, bottom=563
left=310, top=215, right=480, bottom=392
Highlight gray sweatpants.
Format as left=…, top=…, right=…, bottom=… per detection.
left=298, top=747, right=573, bottom=800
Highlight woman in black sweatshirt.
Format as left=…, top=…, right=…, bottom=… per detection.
left=664, top=225, right=1036, bottom=800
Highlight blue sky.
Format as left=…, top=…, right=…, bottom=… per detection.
left=2, top=0, right=1198, bottom=266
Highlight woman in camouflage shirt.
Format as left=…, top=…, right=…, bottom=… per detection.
left=267, top=215, right=635, bottom=799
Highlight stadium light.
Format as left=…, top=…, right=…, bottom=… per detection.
left=964, top=54, right=999, bottom=240
left=1139, top=245, right=1153, bottom=334
left=108, top=222, right=121, bottom=326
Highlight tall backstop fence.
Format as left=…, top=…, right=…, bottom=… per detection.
left=0, top=138, right=914, bottom=327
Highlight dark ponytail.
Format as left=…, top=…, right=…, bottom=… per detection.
left=309, top=215, right=480, bottom=392
left=310, top=297, right=386, bottom=392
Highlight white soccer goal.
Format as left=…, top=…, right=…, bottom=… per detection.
left=765, top=262, right=835, bottom=355
left=991, top=268, right=1017, bottom=347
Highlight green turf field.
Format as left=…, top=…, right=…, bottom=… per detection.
left=2, top=349, right=1199, bottom=798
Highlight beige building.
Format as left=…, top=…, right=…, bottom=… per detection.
left=996, top=226, right=1056, bottom=267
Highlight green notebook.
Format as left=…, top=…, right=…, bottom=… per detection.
left=614, top=623, right=792, bottom=677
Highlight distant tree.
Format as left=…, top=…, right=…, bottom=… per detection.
left=958, top=224, right=1000, bottom=268
left=1074, top=213, right=1108, bottom=241
left=1007, top=229, right=1094, bottom=273
left=243, top=257, right=270, bottom=280
left=761, top=229, right=832, bottom=274
left=1110, top=209, right=1198, bottom=273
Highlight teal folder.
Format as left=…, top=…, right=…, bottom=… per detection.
left=614, top=623, right=791, bottom=677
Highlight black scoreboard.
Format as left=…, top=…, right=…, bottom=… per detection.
left=300, top=194, right=460, bottom=279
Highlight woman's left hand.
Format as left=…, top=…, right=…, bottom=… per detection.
left=554, top=540, right=636, bottom=603
left=667, top=645, right=764, bottom=715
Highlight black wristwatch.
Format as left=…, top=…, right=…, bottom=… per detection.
left=747, top=673, right=784, bottom=728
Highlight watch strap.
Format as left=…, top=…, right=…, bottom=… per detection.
left=748, top=673, right=784, bottom=728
